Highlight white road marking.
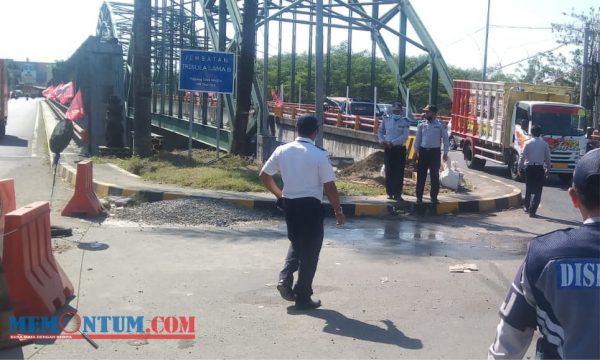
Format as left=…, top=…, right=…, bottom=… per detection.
left=31, top=103, right=40, bottom=157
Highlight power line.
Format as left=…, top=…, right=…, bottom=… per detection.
left=490, top=25, right=552, bottom=30
left=496, top=43, right=567, bottom=70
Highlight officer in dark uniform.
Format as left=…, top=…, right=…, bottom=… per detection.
left=415, top=104, right=449, bottom=204
left=378, top=102, right=410, bottom=201
left=259, top=115, right=346, bottom=310
left=489, top=148, right=600, bottom=359
left=518, top=125, right=551, bottom=218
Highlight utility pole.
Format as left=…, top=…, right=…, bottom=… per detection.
left=482, top=0, right=491, bottom=81
left=315, top=0, right=324, bottom=146
left=580, top=23, right=590, bottom=108
left=133, top=0, right=152, bottom=157
left=594, top=30, right=600, bottom=129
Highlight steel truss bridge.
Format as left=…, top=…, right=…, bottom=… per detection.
left=96, top=0, right=453, bottom=151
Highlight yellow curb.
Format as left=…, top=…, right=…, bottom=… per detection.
left=355, top=204, right=388, bottom=216
left=479, top=199, right=496, bottom=212
left=436, top=201, right=458, bottom=215
left=121, top=189, right=138, bottom=197
left=508, top=194, right=520, bottom=208
left=94, top=183, right=111, bottom=198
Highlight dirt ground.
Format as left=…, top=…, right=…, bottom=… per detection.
left=337, top=151, right=439, bottom=195
left=340, top=151, right=474, bottom=195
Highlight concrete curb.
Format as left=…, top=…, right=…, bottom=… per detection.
left=43, top=100, right=521, bottom=217
left=56, top=162, right=522, bottom=217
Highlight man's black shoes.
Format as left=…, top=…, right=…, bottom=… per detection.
left=277, top=283, right=295, bottom=302
left=294, top=298, right=321, bottom=310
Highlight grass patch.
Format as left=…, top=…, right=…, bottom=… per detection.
left=336, top=180, right=387, bottom=197
left=93, top=149, right=468, bottom=197
left=94, top=150, right=282, bottom=192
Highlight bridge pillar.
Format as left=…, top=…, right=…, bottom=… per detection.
left=63, top=36, right=124, bottom=155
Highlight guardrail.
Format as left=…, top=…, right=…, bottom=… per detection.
left=45, top=100, right=89, bottom=144
left=269, top=101, right=452, bottom=135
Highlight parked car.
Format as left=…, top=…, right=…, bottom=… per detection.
left=326, top=97, right=385, bottom=118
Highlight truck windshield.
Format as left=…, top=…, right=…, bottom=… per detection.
left=531, top=105, right=586, bottom=137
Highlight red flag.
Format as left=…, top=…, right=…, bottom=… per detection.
left=271, top=89, right=283, bottom=107
left=66, top=90, right=85, bottom=121
left=57, top=82, right=75, bottom=105
left=50, top=83, right=64, bottom=100
left=42, top=85, right=55, bottom=98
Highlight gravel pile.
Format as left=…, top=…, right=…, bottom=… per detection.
left=111, top=198, right=279, bottom=227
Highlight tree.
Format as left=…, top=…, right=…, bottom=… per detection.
left=515, top=6, right=600, bottom=125
left=231, top=0, right=258, bottom=155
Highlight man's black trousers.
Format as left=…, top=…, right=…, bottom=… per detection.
left=416, top=148, right=441, bottom=201
left=524, top=165, right=545, bottom=215
left=280, top=197, right=324, bottom=302
left=384, top=145, right=407, bottom=199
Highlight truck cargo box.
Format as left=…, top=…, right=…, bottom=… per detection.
left=451, top=80, right=571, bottom=148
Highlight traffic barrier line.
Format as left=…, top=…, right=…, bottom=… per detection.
left=3, top=202, right=74, bottom=317
left=62, top=161, right=106, bottom=217
left=0, top=185, right=27, bottom=349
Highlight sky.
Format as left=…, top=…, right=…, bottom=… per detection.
left=0, top=0, right=596, bottom=75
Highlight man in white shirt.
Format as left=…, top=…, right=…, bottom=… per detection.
left=259, top=115, right=345, bottom=310
left=378, top=102, right=410, bottom=201
left=518, top=125, right=551, bottom=217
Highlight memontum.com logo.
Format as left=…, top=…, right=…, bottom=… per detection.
left=9, top=313, right=195, bottom=340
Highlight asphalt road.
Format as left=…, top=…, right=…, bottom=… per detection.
left=1, top=102, right=584, bottom=359
left=448, top=149, right=581, bottom=225
left=0, top=98, right=41, bottom=172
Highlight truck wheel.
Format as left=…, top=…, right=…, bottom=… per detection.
left=464, top=142, right=486, bottom=169
left=508, top=151, right=523, bottom=182
left=558, top=173, right=573, bottom=184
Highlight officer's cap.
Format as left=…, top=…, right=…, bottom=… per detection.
left=573, top=148, right=600, bottom=199
left=297, top=115, right=319, bottom=135
left=422, top=104, right=438, bottom=113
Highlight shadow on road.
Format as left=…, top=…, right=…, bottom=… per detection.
left=533, top=214, right=580, bottom=227
left=288, top=308, right=423, bottom=349
left=0, top=135, right=28, bottom=148
left=471, top=162, right=570, bottom=190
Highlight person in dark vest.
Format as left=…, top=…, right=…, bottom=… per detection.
left=489, top=148, right=600, bottom=359
left=518, top=124, right=551, bottom=218
left=415, top=104, right=449, bottom=204
left=378, top=102, right=410, bottom=201
left=259, top=115, right=346, bottom=310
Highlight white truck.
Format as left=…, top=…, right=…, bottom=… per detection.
left=450, top=80, right=588, bottom=182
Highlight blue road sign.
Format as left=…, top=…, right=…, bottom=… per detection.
left=179, top=49, right=235, bottom=94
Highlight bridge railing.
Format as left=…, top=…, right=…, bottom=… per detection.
left=270, top=101, right=452, bottom=135
left=270, top=101, right=382, bottom=134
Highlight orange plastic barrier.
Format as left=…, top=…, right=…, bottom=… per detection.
left=3, top=202, right=74, bottom=317
left=0, top=179, right=16, bottom=214
left=62, top=160, right=105, bottom=217
left=1, top=261, right=28, bottom=349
